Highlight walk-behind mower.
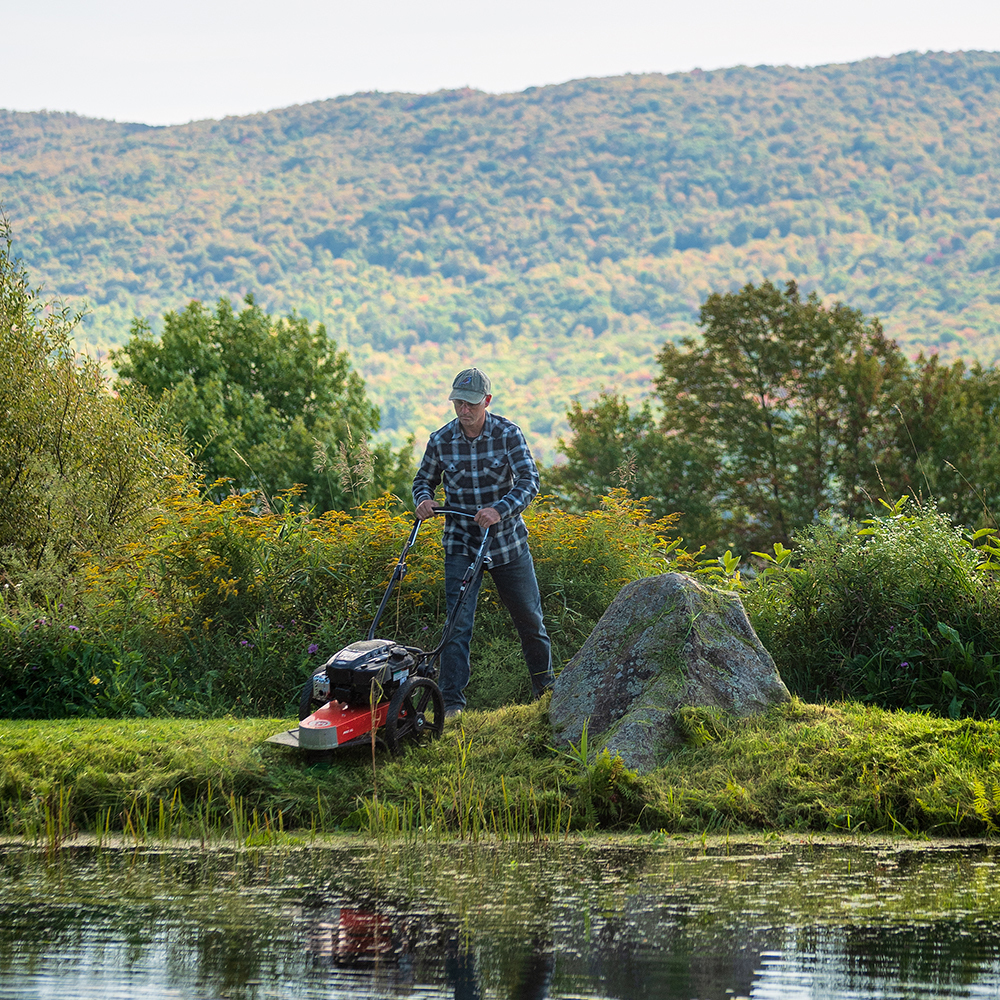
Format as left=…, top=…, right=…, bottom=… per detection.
left=267, top=510, right=491, bottom=754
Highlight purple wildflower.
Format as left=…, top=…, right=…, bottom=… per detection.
left=240, top=639, right=249, bottom=647
left=901, top=661, right=909, bottom=668
left=308, top=643, right=319, bottom=655
left=68, top=625, right=79, bottom=632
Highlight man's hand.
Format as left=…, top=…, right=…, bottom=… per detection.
left=475, top=507, right=501, bottom=528
left=415, top=499, right=441, bottom=520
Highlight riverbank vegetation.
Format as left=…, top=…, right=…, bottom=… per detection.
left=5, top=206, right=1000, bottom=845
left=7, top=473, right=998, bottom=840
left=745, top=499, right=1000, bottom=715
left=5, top=697, right=1000, bottom=844
left=0, top=480, right=676, bottom=719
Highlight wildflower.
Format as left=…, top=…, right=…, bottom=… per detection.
left=901, top=661, right=909, bottom=668
left=89, top=675, right=101, bottom=685
left=68, top=625, right=79, bottom=632
left=308, top=643, right=319, bottom=654
left=240, top=639, right=249, bottom=646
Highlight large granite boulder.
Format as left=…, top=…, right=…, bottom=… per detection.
left=550, top=572, right=790, bottom=772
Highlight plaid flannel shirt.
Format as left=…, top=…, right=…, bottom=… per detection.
left=412, top=411, right=539, bottom=566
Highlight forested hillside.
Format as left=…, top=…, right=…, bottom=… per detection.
left=3, top=50, right=1000, bottom=457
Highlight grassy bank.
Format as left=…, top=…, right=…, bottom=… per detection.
left=4, top=698, right=1000, bottom=845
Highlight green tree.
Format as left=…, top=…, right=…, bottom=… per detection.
left=112, top=297, right=414, bottom=511
left=549, top=393, right=724, bottom=547
left=558, top=283, right=998, bottom=552
left=884, top=355, right=1000, bottom=530
left=655, top=280, right=905, bottom=550
left=0, top=216, right=190, bottom=592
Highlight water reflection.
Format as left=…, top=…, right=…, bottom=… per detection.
left=0, top=839, right=999, bottom=998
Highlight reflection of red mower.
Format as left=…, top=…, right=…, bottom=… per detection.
left=268, top=510, right=491, bottom=754
left=306, top=908, right=397, bottom=967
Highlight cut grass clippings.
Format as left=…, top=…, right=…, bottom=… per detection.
left=3, top=697, right=1000, bottom=845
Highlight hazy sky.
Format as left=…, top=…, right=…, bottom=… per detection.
left=4, top=0, right=999, bottom=125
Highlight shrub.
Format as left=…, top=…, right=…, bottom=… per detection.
left=744, top=498, right=1000, bottom=716
left=0, top=490, right=679, bottom=718
left=0, top=217, right=190, bottom=598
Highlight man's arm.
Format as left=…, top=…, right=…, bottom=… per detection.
left=412, top=437, right=443, bottom=519
left=489, top=424, right=539, bottom=521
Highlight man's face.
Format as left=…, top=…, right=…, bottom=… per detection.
left=453, top=394, right=491, bottom=436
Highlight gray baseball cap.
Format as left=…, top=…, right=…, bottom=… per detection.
left=448, top=368, right=492, bottom=404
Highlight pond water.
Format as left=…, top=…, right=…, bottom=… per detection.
left=1, top=837, right=1000, bottom=999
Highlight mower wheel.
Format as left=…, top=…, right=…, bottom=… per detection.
left=299, top=678, right=322, bottom=721
left=385, top=677, right=444, bottom=754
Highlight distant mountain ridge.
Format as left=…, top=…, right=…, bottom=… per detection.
left=2, top=50, right=999, bottom=457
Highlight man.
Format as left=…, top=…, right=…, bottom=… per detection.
left=413, top=367, right=554, bottom=717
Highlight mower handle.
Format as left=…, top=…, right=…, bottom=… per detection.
left=427, top=507, right=487, bottom=521
left=365, top=508, right=494, bottom=642
left=423, top=515, right=494, bottom=661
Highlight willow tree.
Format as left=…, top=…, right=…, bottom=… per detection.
left=0, top=216, right=189, bottom=592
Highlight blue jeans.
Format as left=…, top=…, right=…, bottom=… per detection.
left=439, top=546, right=553, bottom=711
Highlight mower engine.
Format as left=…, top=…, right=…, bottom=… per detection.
left=321, top=639, right=416, bottom=704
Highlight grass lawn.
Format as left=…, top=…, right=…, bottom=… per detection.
left=3, top=698, right=1000, bottom=844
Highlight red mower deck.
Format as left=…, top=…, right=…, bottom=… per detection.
left=267, top=700, right=391, bottom=750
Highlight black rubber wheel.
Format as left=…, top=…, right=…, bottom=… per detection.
left=299, top=677, right=323, bottom=721
left=384, top=677, right=444, bottom=754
